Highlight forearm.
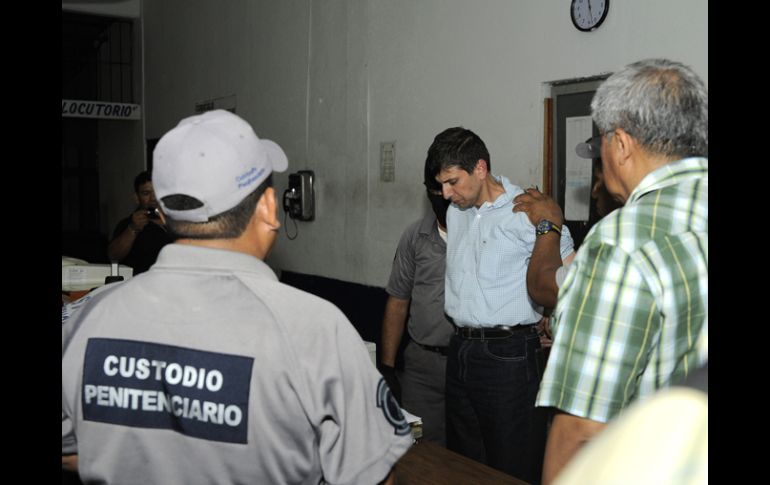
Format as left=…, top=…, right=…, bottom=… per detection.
left=380, top=296, right=409, bottom=367
left=542, top=412, right=606, bottom=484
left=62, top=454, right=78, bottom=473
left=379, top=469, right=396, bottom=485
left=527, top=233, right=563, bottom=308
left=107, top=227, right=137, bottom=261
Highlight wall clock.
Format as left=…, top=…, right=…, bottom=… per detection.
left=571, top=0, right=609, bottom=32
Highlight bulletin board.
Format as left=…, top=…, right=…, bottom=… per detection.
left=546, top=77, right=608, bottom=248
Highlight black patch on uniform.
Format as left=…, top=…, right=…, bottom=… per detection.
left=376, top=377, right=410, bottom=436
left=82, top=338, right=253, bottom=444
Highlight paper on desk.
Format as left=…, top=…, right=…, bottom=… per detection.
left=401, top=408, right=422, bottom=425
left=364, top=341, right=376, bottom=366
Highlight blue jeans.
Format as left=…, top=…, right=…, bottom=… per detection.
left=445, top=330, right=545, bottom=483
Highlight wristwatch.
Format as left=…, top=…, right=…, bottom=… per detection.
left=536, top=219, right=562, bottom=236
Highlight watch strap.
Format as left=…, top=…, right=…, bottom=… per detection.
left=536, top=219, right=562, bottom=236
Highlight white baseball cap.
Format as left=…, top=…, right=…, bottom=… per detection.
left=152, top=109, right=288, bottom=222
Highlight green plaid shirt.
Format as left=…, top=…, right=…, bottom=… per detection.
left=536, top=157, right=708, bottom=423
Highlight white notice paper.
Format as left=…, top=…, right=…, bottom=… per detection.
left=364, top=341, right=377, bottom=366
left=564, top=116, right=594, bottom=221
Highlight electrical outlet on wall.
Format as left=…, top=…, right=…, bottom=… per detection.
left=380, top=141, right=395, bottom=182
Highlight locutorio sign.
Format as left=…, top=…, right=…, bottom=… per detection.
left=62, top=99, right=141, bottom=120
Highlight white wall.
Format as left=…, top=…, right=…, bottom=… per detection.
left=143, top=0, right=707, bottom=287
left=62, top=0, right=140, bottom=19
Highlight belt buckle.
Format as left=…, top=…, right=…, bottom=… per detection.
left=457, top=327, right=472, bottom=338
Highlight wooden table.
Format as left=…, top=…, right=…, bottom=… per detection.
left=395, top=441, right=531, bottom=484
left=62, top=289, right=91, bottom=305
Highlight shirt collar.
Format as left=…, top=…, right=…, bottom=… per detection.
left=437, top=223, right=447, bottom=243
left=418, top=213, right=438, bottom=235
left=153, top=243, right=278, bottom=281
left=482, top=175, right=518, bottom=209
left=418, top=213, right=446, bottom=245
left=627, top=157, right=708, bottom=204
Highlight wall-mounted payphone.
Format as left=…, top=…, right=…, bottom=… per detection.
left=282, top=170, right=315, bottom=221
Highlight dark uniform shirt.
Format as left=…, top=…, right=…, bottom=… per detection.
left=112, top=215, right=173, bottom=275
left=386, top=214, right=453, bottom=346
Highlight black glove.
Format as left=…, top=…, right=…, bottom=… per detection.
left=379, top=364, right=401, bottom=404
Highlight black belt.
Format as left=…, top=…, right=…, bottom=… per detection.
left=453, top=324, right=536, bottom=340
left=414, top=341, right=449, bottom=356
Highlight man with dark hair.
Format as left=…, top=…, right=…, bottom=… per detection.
left=107, top=170, right=173, bottom=274
left=62, top=110, right=411, bottom=484
left=536, top=59, right=708, bottom=484
left=380, top=165, right=452, bottom=446
left=581, top=136, right=624, bottom=223
left=426, top=126, right=575, bottom=482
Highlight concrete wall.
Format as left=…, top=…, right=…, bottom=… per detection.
left=142, top=0, right=707, bottom=286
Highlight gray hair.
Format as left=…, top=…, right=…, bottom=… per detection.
left=591, top=59, right=707, bottom=159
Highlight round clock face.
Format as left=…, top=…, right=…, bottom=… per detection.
left=571, top=0, right=609, bottom=32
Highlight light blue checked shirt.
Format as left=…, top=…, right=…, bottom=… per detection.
left=444, top=175, right=574, bottom=328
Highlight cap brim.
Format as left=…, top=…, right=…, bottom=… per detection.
left=262, top=139, right=288, bottom=173
left=575, top=136, right=601, bottom=159
left=575, top=143, right=595, bottom=159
